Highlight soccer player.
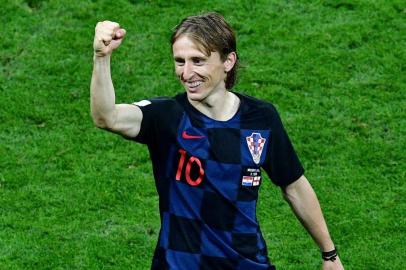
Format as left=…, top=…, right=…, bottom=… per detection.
left=91, top=13, right=344, bottom=270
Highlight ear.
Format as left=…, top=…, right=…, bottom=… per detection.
left=224, top=52, right=237, bottom=72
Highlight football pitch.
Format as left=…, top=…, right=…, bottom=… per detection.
left=1, top=0, right=405, bottom=269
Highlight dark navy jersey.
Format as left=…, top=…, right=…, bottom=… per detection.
left=132, top=92, right=304, bottom=270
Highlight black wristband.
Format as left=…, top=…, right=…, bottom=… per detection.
left=322, top=247, right=338, bottom=262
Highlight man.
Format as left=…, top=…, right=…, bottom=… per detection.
left=91, top=13, right=344, bottom=270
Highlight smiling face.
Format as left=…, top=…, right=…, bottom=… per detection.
left=172, top=35, right=231, bottom=102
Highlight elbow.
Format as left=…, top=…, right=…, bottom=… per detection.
left=92, top=117, right=108, bottom=129
left=91, top=113, right=113, bottom=130
left=282, top=188, right=293, bottom=203
left=281, top=180, right=301, bottom=203
left=91, top=107, right=116, bottom=130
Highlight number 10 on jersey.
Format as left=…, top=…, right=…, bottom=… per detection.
left=175, top=149, right=205, bottom=187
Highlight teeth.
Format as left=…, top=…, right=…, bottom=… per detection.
left=187, top=81, right=203, bottom=88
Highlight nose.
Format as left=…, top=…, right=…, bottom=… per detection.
left=181, top=61, right=194, bottom=81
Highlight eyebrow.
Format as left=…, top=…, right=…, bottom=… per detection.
left=191, top=56, right=206, bottom=62
left=173, top=56, right=207, bottom=62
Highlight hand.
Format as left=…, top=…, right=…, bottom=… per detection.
left=322, top=255, right=344, bottom=270
left=93, top=21, right=126, bottom=57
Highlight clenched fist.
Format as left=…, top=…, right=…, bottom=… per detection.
left=93, top=21, right=126, bottom=57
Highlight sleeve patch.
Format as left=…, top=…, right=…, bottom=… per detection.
left=133, top=100, right=152, bottom=107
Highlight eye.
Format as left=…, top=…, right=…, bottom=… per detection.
left=174, top=58, right=185, bottom=66
left=192, top=57, right=205, bottom=66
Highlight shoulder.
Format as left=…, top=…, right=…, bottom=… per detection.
left=134, top=94, right=185, bottom=114
left=236, top=92, right=281, bottom=126
left=132, top=93, right=185, bottom=131
left=131, top=93, right=185, bottom=144
left=237, top=92, right=278, bottom=111
left=134, top=95, right=177, bottom=107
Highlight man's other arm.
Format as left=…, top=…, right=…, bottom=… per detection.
left=283, top=176, right=344, bottom=270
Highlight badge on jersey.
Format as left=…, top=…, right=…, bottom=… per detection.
left=246, top=132, right=266, bottom=165
left=241, top=167, right=261, bottom=187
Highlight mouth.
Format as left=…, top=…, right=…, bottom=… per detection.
left=184, top=80, right=203, bottom=92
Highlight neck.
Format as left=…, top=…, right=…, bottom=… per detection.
left=188, top=90, right=240, bottom=121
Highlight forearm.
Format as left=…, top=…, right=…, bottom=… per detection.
left=283, top=176, right=334, bottom=251
left=90, top=55, right=117, bottom=128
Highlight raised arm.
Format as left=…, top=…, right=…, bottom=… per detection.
left=283, top=175, right=344, bottom=270
left=90, top=21, right=142, bottom=138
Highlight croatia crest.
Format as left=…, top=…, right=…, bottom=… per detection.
left=246, top=132, right=266, bottom=164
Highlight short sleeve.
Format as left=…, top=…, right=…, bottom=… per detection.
left=262, top=107, right=304, bottom=187
left=130, top=97, right=183, bottom=146
left=131, top=99, right=158, bottom=145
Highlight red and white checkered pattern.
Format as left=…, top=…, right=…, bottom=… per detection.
left=246, top=133, right=266, bottom=164
left=246, top=137, right=266, bottom=153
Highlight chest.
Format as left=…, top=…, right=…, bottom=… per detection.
left=167, top=113, right=270, bottom=194
left=175, top=113, right=270, bottom=166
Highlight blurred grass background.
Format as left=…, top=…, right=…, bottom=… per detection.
left=1, top=0, right=405, bottom=269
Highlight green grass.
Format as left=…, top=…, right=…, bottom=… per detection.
left=1, top=0, right=405, bottom=269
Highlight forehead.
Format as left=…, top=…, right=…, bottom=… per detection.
left=172, top=35, right=209, bottom=58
